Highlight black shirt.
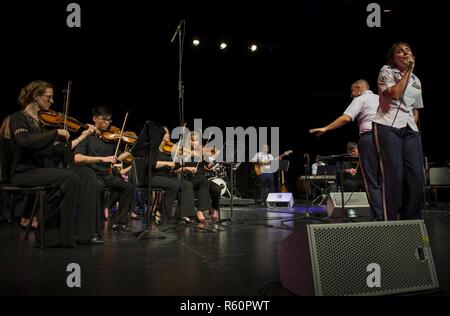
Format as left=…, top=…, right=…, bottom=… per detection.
left=9, top=111, right=58, bottom=175
left=152, top=151, right=175, bottom=178
left=74, top=134, right=116, bottom=175
left=342, top=160, right=362, bottom=181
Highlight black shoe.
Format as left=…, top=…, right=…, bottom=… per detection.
left=76, top=236, right=105, bottom=245
left=90, top=236, right=105, bottom=245
left=112, top=223, right=132, bottom=232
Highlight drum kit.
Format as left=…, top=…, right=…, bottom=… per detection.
left=206, top=163, right=231, bottom=198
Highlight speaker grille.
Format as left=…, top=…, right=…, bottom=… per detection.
left=308, top=220, right=439, bottom=296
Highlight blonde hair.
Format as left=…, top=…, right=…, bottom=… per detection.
left=190, top=131, right=201, bottom=142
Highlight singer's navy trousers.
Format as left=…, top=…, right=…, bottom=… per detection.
left=373, top=123, right=424, bottom=220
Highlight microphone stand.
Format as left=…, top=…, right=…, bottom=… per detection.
left=162, top=20, right=215, bottom=234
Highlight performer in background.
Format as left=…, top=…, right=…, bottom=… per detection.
left=309, top=155, right=326, bottom=199
left=341, top=142, right=364, bottom=192
left=310, top=79, right=382, bottom=219
left=252, top=144, right=275, bottom=207
left=184, top=131, right=221, bottom=222
left=311, top=155, right=325, bottom=176
left=150, top=127, right=196, bottom=223
left=372, top=42, right=425, bottom=220
left=74, top=105, right=135, bottom=233
left=0, top=116, right=13, bottom=221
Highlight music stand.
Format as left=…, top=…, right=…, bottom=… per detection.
left=320, top=154, right=359, bottom=221
left=214, top=141, right=239, bottom=226
left=130, top=120, right=167, bottom=240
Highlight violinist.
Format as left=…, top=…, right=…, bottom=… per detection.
left=184, top=131, right=221, bottom=223
left=74, top=105, right=136, bottom=233
left=9, top=80, right=80, bottom=247
left=11, top=80, right=104, bottom=246
left=150, top=127, right=196, bottom=224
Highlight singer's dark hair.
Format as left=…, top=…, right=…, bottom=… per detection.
left=386, top=42, right=411, bottom=67
left=92, top=105, right=112, bottom=117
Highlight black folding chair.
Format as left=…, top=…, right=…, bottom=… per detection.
left=0, top=185, right=46, bottom=249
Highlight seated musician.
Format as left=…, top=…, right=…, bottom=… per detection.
left=184, top=131, right=221, bottom=223
left=0, top=116, right=13, bottom=221
left=9, top=80, right=100, bottom=247
left=150, top=127, right=196, bottom=224
left=341, top=141, right=364, bottom=192
left=311, top=155, right=326, bottom=176
left=309, top=155, right=328, bottom=198
left=74, top=105, right=136, bottom=233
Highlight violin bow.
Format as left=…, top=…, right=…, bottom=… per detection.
left=195, top=131, right=213, bottom=170
left=114, top=111, right=129, bottom=160
left=173, top=123, right=187, bottom=163
left=62, top=80, right=72, bottom=132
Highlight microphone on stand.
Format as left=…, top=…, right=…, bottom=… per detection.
left=303, top=153, right=310, bottom=175
left=170, top=20, right=184, bottom=43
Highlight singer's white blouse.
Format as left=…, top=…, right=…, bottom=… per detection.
left=373, top=65, right=424, bottom=132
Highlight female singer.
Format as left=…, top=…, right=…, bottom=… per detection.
left=372, top=42, right=425, bottom=220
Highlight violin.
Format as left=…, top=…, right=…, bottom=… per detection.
left=102, top=126, right=138, bottom=144
left=161, top=140, right=175, bottom=154
left=38, top=109, right=88, bottom=133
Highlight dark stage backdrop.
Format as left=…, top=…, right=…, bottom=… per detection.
left=1, top=0, right=448, bottom=197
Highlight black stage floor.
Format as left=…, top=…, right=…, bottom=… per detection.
left=0, top=205, right=449, bottom=296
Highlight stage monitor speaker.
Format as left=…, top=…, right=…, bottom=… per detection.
left=327, top=192, right=370, bottom=219
left=278, top=220, right=439, bottom=296
left=266, top=192, right=294, bottom=207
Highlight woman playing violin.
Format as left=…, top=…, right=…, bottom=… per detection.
left=9, top=80, right=101, bottom=247
left=74, top=105, right=136, bottom=233
left=183, top=131, right=221, bottom=223
left=150, top=127, right=196, bottom=224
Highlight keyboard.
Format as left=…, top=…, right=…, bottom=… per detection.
left=299, top=175, right=336, bottom=180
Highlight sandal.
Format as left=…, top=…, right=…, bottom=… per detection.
left=152, top=210, right=162, bottom=225
left=130, top=212, right=140, bottom=220
left=209, top=209, right=219, bottom=222
left=196, top=211, right=206, bottom=223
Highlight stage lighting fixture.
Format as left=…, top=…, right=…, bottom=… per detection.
left=219, top=42, right=227, bottom=50
left=250, top=44, right=258, bottom=52
left=192, top=39, right=200, bottom=46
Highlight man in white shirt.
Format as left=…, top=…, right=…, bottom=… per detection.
left=309, top=79, right=382, bottom=220
left=252, top=144, right=275, bottom=207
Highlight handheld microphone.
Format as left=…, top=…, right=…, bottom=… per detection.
left=407, top=61, right=414, bottom=71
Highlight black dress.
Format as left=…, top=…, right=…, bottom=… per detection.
left=9, top=111, right=79, bottom=247
left=185, top=161, right=221, bottom=212
left=151, top=151, right=195, bottom=218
